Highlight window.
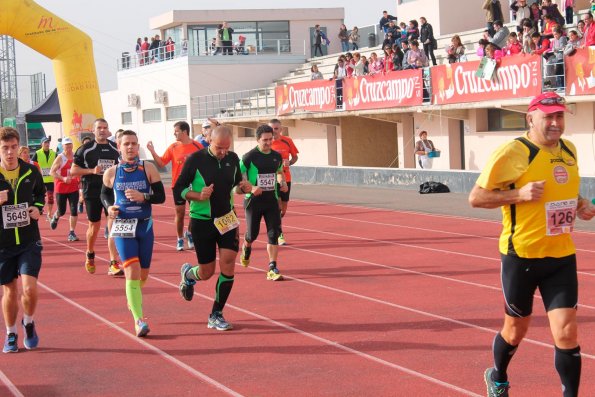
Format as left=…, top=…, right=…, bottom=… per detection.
left=143, top=108, right=161, bottom=123
left=121, top=112, right=132, bottom=125
left=487, top=109, right=527, bottom=131
left=166, top=105, right=187, bottom=121
left=238, top=127, right=255, bottom=138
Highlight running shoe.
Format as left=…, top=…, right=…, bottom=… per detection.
left=484, top=368, right=510, bottom=397
left=267, top=267, right=283, bottom=281
left=22, top=320, right=39, bottom=350
left=104, top=226, right=109, bottom=239
left=186, top=231, right=194, bottom=250
left=108, top=260, right=124, bottom=276
left=240, top=244, right=251, bottom=267
left=49, top=213, right=59, bottom=230
left=278, top=233, right=286, bottom=246
left=208, top=311, right=233, bottom=331
left=78, top=202, right=84, bottom=214
left=135, top=319, right=150, bottom=337
left=176, top=238, right=184, bottom=251
left=179, top=263, right=196, bottom=301
left=85, top=252, right=96, bottom=274
left=67, top=231, right=79, bottom=242
left=3, top=333, right=17, bottom=353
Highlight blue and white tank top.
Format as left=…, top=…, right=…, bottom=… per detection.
left=114, top=161, right=152, bottom=220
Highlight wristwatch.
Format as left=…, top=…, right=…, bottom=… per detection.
left=143, top=193, right=151, bottom=202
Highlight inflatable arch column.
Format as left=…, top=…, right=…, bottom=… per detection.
left=0, top=0, right=102, bottom=148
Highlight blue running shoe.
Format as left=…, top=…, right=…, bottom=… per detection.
left=3, top=333, right=18, bottom=353
left=179, top=263, right=196, bottom=301
left=176, top=238, right=184, bottom=251
left=208, top=311, right=233, bottom=331
left=22, top=320, right=39, bottom=350
left=78, top=202, right=84, bottom=214
left=484, top=368, right=510, bottom=397
left=185, top=231, right=194, bottom=250
left=135, top=319, right=150, bottom=337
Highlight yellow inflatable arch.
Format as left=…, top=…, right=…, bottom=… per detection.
left=0, top=0, right=102, bottom=147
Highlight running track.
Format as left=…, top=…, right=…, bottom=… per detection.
left=1, top=192, right=595, bottom=396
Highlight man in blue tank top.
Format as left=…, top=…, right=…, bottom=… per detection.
left=100, top=130, right=165, bottom=337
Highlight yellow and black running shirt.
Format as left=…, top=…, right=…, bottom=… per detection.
left=476, top=133, right=579, bottom=258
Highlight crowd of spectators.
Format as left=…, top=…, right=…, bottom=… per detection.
left=135, top=35, right=187, bottom=66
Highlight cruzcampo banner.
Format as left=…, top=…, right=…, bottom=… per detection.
left=431, top=53, right=542, bottom=105
left=565, top=47, right=595, bottom=96
left=275, top=80, right=336, bottom=115
left=342, top=69, right=423, bottom=111
left=0, top=0, right=102, bottom=149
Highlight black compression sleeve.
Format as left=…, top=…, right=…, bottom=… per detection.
left=149, top=181, right=166, bottom=204
left=100, top=184, right=115, bottom=210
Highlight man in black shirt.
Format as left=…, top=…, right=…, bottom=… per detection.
left=71, top=118, right=122, bottom=276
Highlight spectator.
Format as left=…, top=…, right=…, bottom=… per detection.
left=541, top=0, right=565, bottom=28
left=582, top=13, right=595, bottom=48
left=310, top=64, right=323, bottom=80
left=477, top=38, right=490, bottom=57
left=344, top=52, right=355, bottom=76
left=338, top=24, right=349, bottom=52
left=546, top=26, right=568, bottom=88
left=419, top=17, right=437, bottom=66
left=332, top=55, right=348, bottom=80
left=511, top=0, right=532, bottom=33
left=446, top=35, right=466, bottom=63
left=353, top=52, right=365, bottom=76
left=368, top=52, right=385, bottom=75
left=577, top=20, right=585, bottom=42
left=379, top=10, right=398, bottom=35
left=529, top=2, right=542, bottom=30
left=541, top=14, right=560, bottom=39
left=383, top=46, right=394, bottom=73
left=313, top=25, right=324, bottom=57
left=386, top=21, right=399, bottom=38
left=401, top=40, right=411, bottom=69
left=141, top=36, right=150, bottom=65
left=210, top=37, right=218, bottom=55
left=181, top=39, right=188, bottom=56
left=398, top=22, right=408, bottom=46
left=485, top=20, right=510, bottom=50
left=406, top=39, right=429, bottom=69
left=414, top=131, right=437, bottom=169
left=149, top=34, right=161, bottom=62
left=165, top=37, right=175, bottom=60
left=562, top=0, right=575, bottom=25
left=503, top=32, right=523, bottom=56
left=383, top=31, right=396, bottom=49
left=391, top=43, right=404, bottom=71
left=522, top=18, right=536, bottom=53
left=407, top=20, right=419, bottom=42
left=484, top=43, right=504, bottom=61
left=360, top=55, right=369, bottom=75
left=566, top=29, right=581, bottom=50
left=483, top=0, right=504, bottom=37
left=214, top=24, right=223, bottom=55
left=135, top=38, right=143, bottom=65
left=219, top=22, right=234, bottom=55
left=349, top=26, right=360, bottom=50
left=530, top=31, right=551, bottom=56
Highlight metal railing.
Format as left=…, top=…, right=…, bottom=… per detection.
left=117, top=39, right=307, bottom=71
left=191, top=86, right=276, bottom=119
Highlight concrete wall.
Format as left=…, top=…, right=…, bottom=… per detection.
left=340, top=117, right=398, bottom=167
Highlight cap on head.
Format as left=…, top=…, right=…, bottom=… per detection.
left=62, top=137, right=73, bottom=145
left=41, top=137, right=50, bottom=143
left=202, top=121, right=211, bottom=128
left=527, top=92, right=568, bottom=114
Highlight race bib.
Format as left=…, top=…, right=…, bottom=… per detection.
left=213, top=210, right=240, bottom=235
left=257, top=173, right=276, bottom=191
left=97, top=159, right=115, bottom=174
left=110, top=218, right=138, bottom=238
left=545, top=199, right=577, bottom=236
left=2, top=203, right=30, bottom=229
left=41, top=168, right=51, bottom=177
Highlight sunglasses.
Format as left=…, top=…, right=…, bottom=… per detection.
left=537, top=97, right=566, bottom=106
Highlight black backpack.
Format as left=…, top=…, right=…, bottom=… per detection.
left=419, top=181, right=450, bottom=194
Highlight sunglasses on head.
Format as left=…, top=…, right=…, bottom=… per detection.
left=537, top=97, right=566, bottom=106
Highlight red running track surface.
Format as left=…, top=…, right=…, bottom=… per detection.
left=1, top=195, right=594, bottom=397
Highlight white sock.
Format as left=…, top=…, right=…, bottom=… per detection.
left=23, top=314, right=33, bottom=325
left=7, top=325, right=17, bottom=334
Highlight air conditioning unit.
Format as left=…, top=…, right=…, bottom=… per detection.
left=154, top=89, right=168, bottom=104
left=127, top=94, right=139, bottom=107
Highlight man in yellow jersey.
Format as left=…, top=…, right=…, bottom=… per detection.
left=469, top=92, right=595, bottom=397
left=32, top=137, right=56, bottom=219
left=147, top=121, right=203, bottom=251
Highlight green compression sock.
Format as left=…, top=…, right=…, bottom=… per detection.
left=126, top=279, right=143, bottom=321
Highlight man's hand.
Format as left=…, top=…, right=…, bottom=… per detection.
left=518, top=180, right=545, bottom=202
left=28, top=206, right=40, bottom=221
left=108, top=205, right=120, bottom=219
left=280, top=183, right=289, bottom=193
left=201, top=184, right=214, bottom=200
left=93, top=165, right=102, bottom=175
left=125, top=189, right=144, bottom=203
left=0, top=190, right=8, bottom=205
left=252, top=186, right=263, bottom=196
left=238, top=180, right=252, bottom=193
left=577, top=200, right=595, bottom=221
left=147, top=141, right=154, bottom=152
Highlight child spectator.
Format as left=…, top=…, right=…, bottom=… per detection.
left=349, top=27, right=360, bottom=50
left=368, top=52, right=385, bottom=75
left=446, top=35, right=466, bottom=63
left=503, top=32, right=523, bottom=56
left=310, top=64, right=323, bottom=80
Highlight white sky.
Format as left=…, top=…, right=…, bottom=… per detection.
left=14, top=0, right=395, bottom=111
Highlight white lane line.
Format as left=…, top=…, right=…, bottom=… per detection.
left=38, top=281, right=244, bottom=397
left=0, top=371, right=24, bottom=397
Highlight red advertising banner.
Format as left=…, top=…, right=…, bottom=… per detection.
left=342, top=69, right=423, bottom=110
left=275, top=80, right=336, bottom=115
left=431, top=54, right=542, bottom=105
left=565, top=47, right=595, bottom=96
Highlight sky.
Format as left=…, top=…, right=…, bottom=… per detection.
left=14, top=0, right=395, bottom=112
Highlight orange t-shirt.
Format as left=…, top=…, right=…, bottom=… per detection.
left=160, top=141, right=203, bottom=185
left=271, top=136, right=299, bottom=182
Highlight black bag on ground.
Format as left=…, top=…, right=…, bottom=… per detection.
left=419, top=181, right=450, bottom=194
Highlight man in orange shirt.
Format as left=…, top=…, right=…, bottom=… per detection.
left=269, top=119, right=299, bottom=245
left=147, top=121, right=203, bottom=251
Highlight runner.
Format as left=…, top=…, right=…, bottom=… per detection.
left=18, top=146, right=40, bottom=172
left=101, top=130, right=165, bottom=337
left=175, top=125, right=251, bottom=331
left=32, top=137, right=56, bottom=220
left=469, top=92, right=595, bottom=397
left=77, top=136, right=93, bottom=214
left=146, top=121, right=203, bottom=251
left=239, top=124, right=288, bottom=281
left=71, top=119, right=122, bottom=276
left=269, top=119, right=299, bottom=245
left=49, top=137, right=80, bottom=242
left=0, top=127, right=45, bottom=353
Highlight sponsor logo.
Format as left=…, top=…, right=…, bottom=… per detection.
left=553, top=165, right=569, bottom=184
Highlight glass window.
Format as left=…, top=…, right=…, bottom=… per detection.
left=121, top=112, right=132, bottom=125
left=258, top=21, right=289, bottom=32
left=229, top=22, right=256, bottom=32
left=238, top=127, right=255, bottom=138
left=143, top=108, right=161, bottom=123
left=166, top=105, right=187, bottom=121
left=487, top=109, right=527, bottom=131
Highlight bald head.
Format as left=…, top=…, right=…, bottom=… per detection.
left=210, top=125, right=232, bottom=160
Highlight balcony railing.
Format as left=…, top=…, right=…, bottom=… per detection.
left=191, top=87, right=276, bottom=120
